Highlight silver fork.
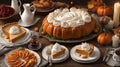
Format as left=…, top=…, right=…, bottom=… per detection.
left=103, top=48, right=109, bottom=62
left=103, top=48, right=114, bottom=62
left=47, top=47, right=52, bottom=66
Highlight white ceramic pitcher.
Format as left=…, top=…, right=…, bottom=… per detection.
left=20, top=3, right=36, bottom=25
left=11, top=0, right=21, bottom=14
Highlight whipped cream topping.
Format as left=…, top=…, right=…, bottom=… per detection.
left=47, top=7, right=91, bottom=28
left=9, top=26, right=20, bottom=35
left=81, top=42, right=90, bottom=51
left=51, top=43, right=62, bottom=53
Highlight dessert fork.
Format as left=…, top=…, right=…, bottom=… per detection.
left=47, top=47, right=52, bottom=66
left=102, top=48, right=114, bottom=62
left=102, top=48, right=109, bottom=62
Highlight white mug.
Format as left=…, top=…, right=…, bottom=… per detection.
left=113, top=48, right=120, bottom=62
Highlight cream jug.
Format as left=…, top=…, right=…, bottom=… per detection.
left=20, top=3, right=36, bottom=25
left=11, top=0, right=21, bottom=14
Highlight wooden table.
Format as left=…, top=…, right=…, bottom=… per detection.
left=0, top=0, right=118, bottom=67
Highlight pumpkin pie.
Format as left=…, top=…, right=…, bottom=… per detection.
left=76, top=42, right=94, bottom=59
left=6, top=49, right=37, bottom=67
left=2, top=23, right=26, bottom=43
left=50, top=43, right=65, bottom=59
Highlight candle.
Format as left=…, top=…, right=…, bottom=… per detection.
left=112, top=35, right=119, bottom=48
left=113, top=2, right=120, bottom=27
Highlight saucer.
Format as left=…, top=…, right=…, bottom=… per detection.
left=42, top=45, right=69, bottom=63
left=18, top=18, right=40, bottom=27
left=70, top=45, right=101, bottom=63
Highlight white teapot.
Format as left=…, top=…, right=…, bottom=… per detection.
left=11, top=0, right=21, bottom=14
left=20, top=3, right=36, bottom=25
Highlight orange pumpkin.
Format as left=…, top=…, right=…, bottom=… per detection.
left=97, top=6, right=113, bottom=16
left=97, top=33, right=112, bottom=45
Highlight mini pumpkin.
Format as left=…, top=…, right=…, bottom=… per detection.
left=97, top=6, right=113, bottom=16
left=97, top=33, right=112, bottom=45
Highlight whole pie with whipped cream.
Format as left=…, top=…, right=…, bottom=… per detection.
left=41, top=7, right=97, bottom=39
left=2, top=23, right=26, bottom=43
left=76, top=42, right=94, bottom=59
left=50, top=43, right=65, bottom=59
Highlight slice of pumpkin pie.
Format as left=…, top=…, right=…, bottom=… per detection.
left=50, top=43, right=65, bottom=59
left=76, top=42, right=94, bottom=59
left=2, top=23, right=26, bottom=43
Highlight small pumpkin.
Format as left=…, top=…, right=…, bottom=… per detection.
left=97, top=33, right=112, bottom=45
left=97, top=6, right=113, bottom=16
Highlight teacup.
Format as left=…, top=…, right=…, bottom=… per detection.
left=113, top=47, right=120, bottom=62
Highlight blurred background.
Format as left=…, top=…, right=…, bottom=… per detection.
left=0, top=0, right=120, bottom=6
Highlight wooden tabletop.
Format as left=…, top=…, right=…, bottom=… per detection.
left=0, top=0, right=119, bottom=67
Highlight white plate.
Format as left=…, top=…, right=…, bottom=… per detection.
left=4, top=48, right=41, bottom=67
left=18, top=18, right=40, bottom=27
left=0, top=28, right=32, bottom=46
left=70, top=45, right=101, bottom=63
left=42, top=45, right=69, bottom=63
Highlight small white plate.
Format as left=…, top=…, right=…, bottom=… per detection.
left=42, top=45, right=69, bottom=63
left=4, top=48, right=41, bottom=67
left=0, top=28, right=32, bottom=46
left=18, top=18, right=40, bottom=27
left=70, top=45, right=101, bottom=63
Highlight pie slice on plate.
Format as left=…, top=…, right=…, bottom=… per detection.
left=2, top=23, right=26, bottom=43
left=76, top=42, right=94, bottom=59
left=70, top=42, right=101, bottom=63
left=50, top=43, right=65, bottom=59
left=42, top=43, right=69, bottom=63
